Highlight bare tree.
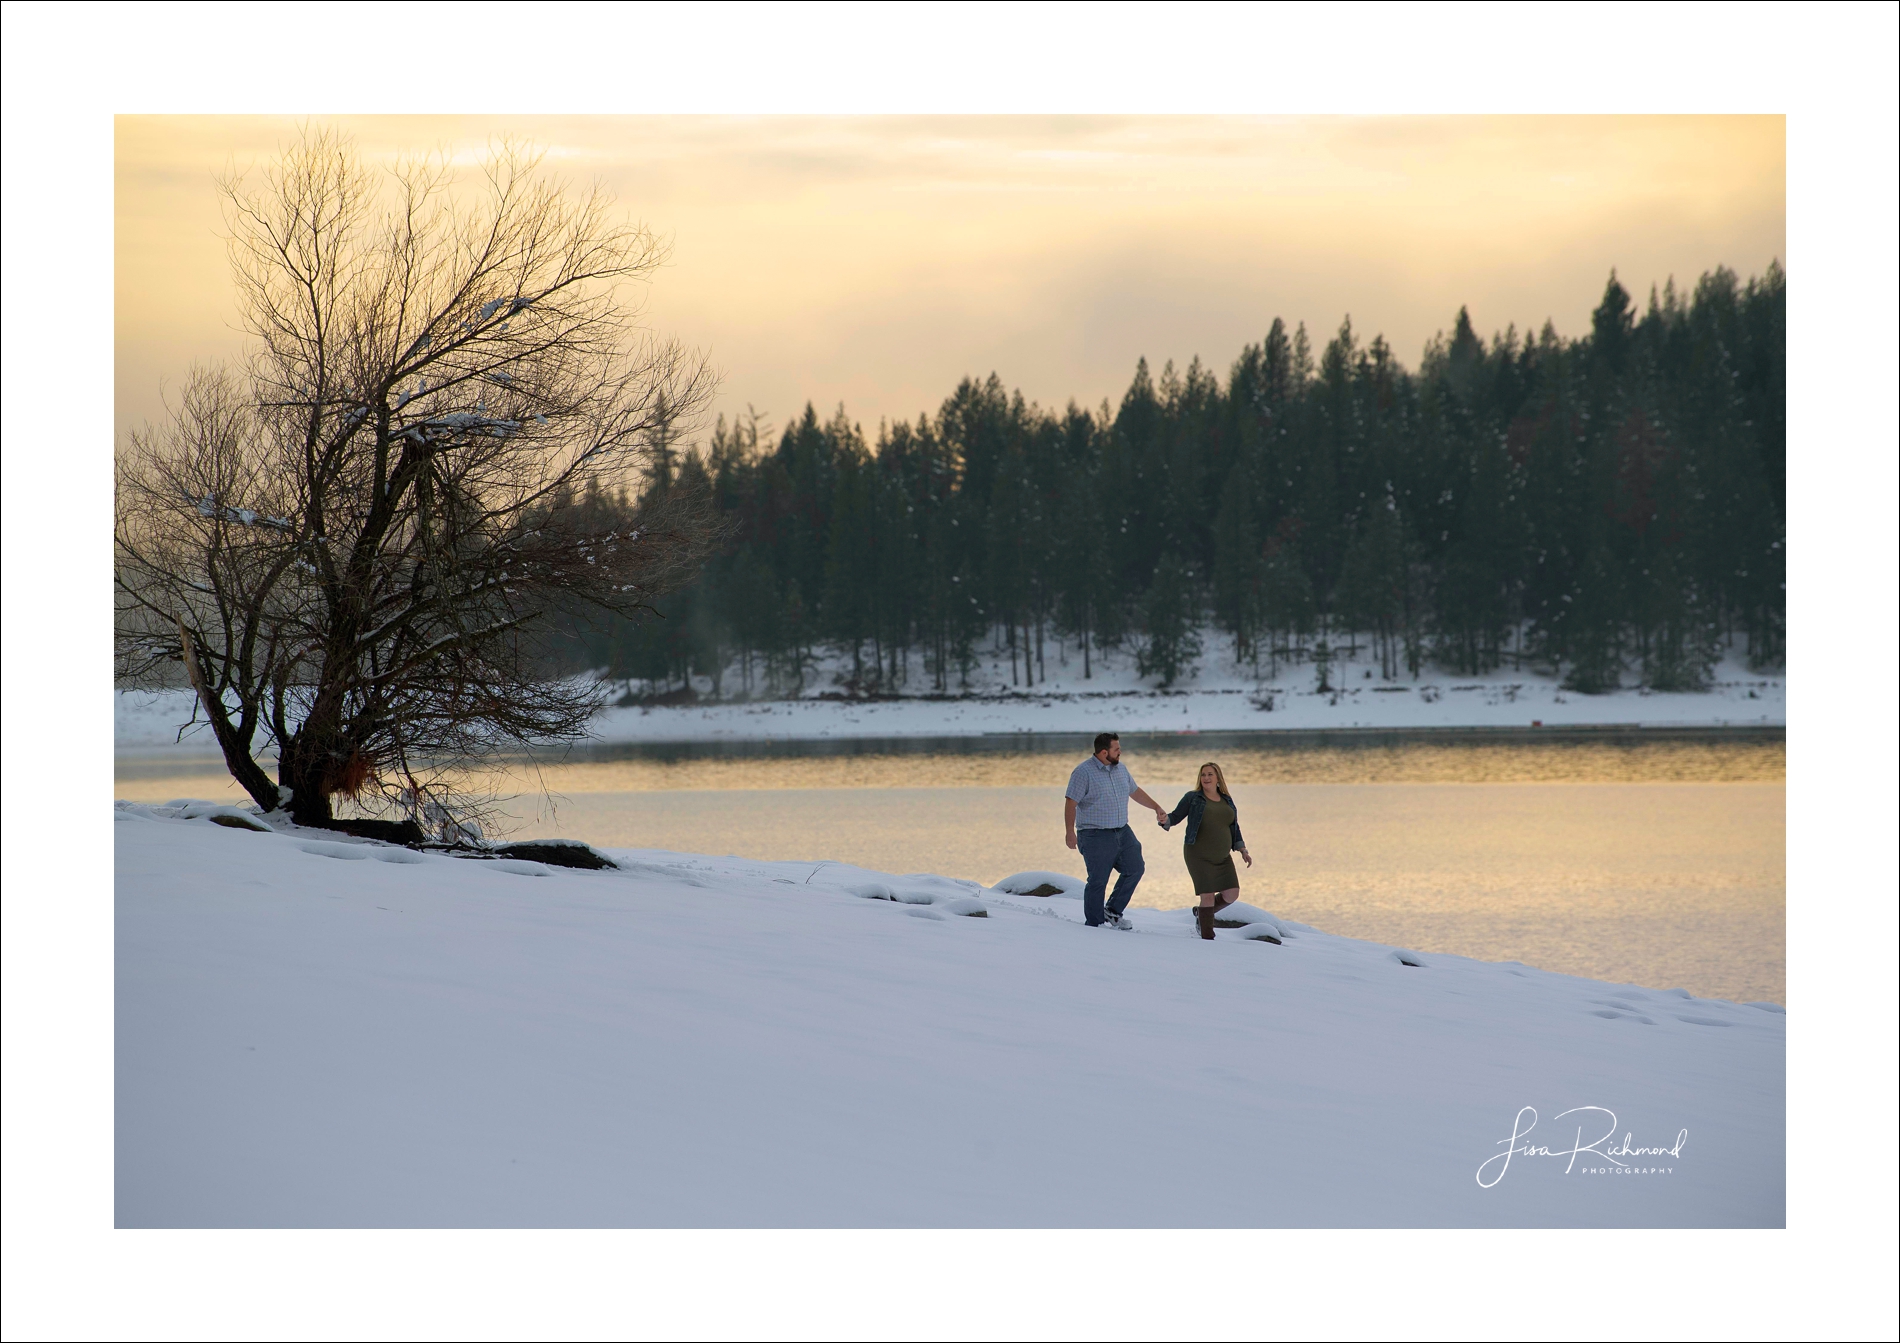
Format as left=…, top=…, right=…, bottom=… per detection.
left=116, top=129, right=717, bottom=832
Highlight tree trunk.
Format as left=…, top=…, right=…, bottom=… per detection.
left=277, top=732, right=339, bottom=827
left=175, top=616, right=280, bottom=813
left=276, top=669, right=355, bottom=827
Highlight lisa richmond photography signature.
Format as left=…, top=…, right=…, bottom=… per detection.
left=1476, top=1106, right=1689, bottom=1187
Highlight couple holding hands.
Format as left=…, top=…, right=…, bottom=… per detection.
left=1062, top=731, right=1251, bottom=940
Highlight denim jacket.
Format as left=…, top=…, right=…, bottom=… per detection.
left=1166, top=790, right=1246, bottom=851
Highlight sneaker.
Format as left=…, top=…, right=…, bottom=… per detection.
left=1105, top=911, right=1134, bottom=930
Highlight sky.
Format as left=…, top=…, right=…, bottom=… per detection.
left=115, top=114, right=1784, bottom=447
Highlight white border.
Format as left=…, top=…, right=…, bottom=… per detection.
left=4, top=3, right=1894, bottom=1340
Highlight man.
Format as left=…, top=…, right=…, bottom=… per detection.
left=1064, top=731, right=1170, bottom=929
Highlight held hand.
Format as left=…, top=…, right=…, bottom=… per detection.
left=1065, top=831, right=1078, bottom=850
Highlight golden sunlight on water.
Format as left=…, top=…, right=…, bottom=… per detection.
left=114, top=734, right=1785, bottom=798
left=482, top=736, right=1786, bottom=793
left=116, top=737, right=1784, bottom=1003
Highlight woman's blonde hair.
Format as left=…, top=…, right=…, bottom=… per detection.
left=1197, top=761, right=1231, bottom=798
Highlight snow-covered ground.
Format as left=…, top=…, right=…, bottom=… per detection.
left=116, top=802, right=1784, bottom=1227
left=115, top=633, right=1785, bottom=754
left=591, top=633, right=1785, bottom=742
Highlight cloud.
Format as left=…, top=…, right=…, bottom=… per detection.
left=115, top=115, right=1784, bottom=443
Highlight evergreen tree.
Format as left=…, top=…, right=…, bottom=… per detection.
left=1211, top=460, right=1263, bottom=665
left=821, top=429, right=876, bottom=685
left=1136, top=552, right=1203, bottom=687
left=1054, top=440, right=1118, bottom=679
left=1259, top=528, right=1316, bottom=677
left=1336, top=494, right=1407, bottom=679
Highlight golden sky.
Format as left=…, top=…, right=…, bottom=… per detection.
left=116, top=115, right=1783, bottom=445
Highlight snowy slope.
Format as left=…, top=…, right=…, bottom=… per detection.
left=115, top=803, right=1784, bottom=1228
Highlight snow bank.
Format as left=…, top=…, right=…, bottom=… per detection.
left=115, top=634, right=1784, bottom=756
left=582, top=633, right=1783, bottom=743
left=114, top=802, right=1783, bottom=1227
left=172, top=801, right=274, bottom=832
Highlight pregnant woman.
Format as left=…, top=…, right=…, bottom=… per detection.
left=1164, top=761, right=1253, bottom=940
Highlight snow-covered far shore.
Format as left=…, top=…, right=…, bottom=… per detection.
left=115, top=634, right=1784, bottom=753
left=116, top=801, right=1784, bottom=1228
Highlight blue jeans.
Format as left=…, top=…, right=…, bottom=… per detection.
left=1077, top=826, right=1144, bottom=926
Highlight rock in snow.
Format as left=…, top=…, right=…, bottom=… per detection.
left=113, top=803, right=1783, bottom=1228
left=991, top=870, right=1083, bottom=898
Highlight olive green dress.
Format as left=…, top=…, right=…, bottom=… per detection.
left=1183, top=796, right=1240, bottom=894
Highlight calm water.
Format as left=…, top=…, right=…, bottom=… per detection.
left=116, top=731, right=1786, bottom=1004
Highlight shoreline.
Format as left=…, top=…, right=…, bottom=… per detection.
left=568, top=721, right=1790, bottom=751
left=116, top=636, right=1787, bottom=756
left=114, top=719, right=1786, bottom=776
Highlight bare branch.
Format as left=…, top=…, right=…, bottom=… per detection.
left=117, top=128, right=720, bottom=831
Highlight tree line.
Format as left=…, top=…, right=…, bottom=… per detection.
left=559, top=263, right=1785, bottom=698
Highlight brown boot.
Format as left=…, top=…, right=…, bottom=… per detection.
left=1196, top=905, right=1216, bottom=940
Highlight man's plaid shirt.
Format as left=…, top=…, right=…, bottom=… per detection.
left=1065, top=755, right=1139, bottom=830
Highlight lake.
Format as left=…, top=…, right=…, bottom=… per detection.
left=115, top=729, right=1786, bottom=1004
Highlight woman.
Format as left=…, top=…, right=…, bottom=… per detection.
left=1163, top=762, right=1252, bottom=940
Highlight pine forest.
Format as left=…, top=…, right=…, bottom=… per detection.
left=553, top=265, right=1785, bottom=700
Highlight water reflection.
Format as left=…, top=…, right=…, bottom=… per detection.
left=504, top=732, right=1786, bottom=793
left=115, top=729, right=1785, bottom=793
